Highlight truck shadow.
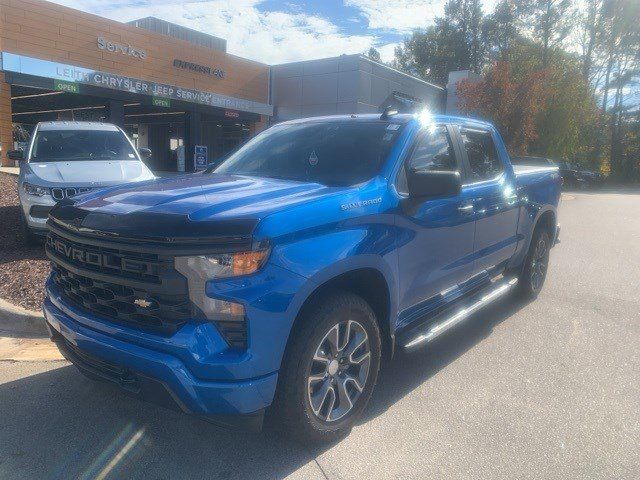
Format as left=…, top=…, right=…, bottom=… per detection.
left=0, top=297, right=530, bottom=479
left=362, top=296, right=531, bottom=423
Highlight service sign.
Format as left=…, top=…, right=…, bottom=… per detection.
left=0, top=52, right=273, bottom=116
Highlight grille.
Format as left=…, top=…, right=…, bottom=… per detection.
left=52, top=264, right=193, bottom=335
left=46, top=232, right=163, bottom=283
left=216, top=319, right=248, bottom=350
left=51, top=187, right=93, bottom=201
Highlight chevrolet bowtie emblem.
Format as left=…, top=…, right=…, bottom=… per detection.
left=134, top=298, right=153, bottom=308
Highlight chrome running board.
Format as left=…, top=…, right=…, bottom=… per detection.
left=401, top=277, right=518, bottom=350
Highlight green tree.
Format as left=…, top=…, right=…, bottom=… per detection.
left=519, top=0, right=574, bottom=67
left=393, top=0, right=486, bottom=85
left=365, top=47, right=381, bottom=62
left=483, top=0, right=519, bottom=60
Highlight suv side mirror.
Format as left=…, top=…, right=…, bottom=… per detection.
left=407, top=169, right=461, bottom=198
left=138, top=147, right=152, bottom=159
left=7, top=150, right=24, bottom=161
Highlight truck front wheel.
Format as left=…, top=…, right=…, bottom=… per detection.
left=271, top=292, right=382, bottom=444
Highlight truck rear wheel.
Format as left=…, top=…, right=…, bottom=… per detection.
left=271, top=292, right=381, bottom=444
left=517, top=228, right=551, bottom=299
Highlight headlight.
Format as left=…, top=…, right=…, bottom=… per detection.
left=23, top=182, right=49, bottom=197
left=175, top=250, right=269, bottom=320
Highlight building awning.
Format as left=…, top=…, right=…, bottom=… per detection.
left=1, top=52, right=273, bottom=117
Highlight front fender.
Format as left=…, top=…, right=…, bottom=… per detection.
left=286, top=254, right=397, bottom=325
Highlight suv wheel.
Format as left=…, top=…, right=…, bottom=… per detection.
left=271, top=292, right=381, bottom=444
left=517, top=228, right=551, bottom=299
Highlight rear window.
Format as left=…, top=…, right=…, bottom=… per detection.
left=30, top=129, right=138, bottom=162
left=215, top=121, right=404, bottom=186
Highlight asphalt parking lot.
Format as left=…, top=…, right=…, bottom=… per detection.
left=1, top=190, right=638, bottom=480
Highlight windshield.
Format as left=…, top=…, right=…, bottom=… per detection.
left=214, top=121, right=403, bottom=186
left=30, top=129, right=138, bottom=162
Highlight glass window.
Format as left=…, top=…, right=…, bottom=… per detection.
left=396, top=125, right=456, bottom=194
left=215, top=121, right=403, bottom=187
left=31, top=129, right=138, bottom=162
left=407, top=126, right=456, bottom=172
left=460, top=128, right=503, bottom=182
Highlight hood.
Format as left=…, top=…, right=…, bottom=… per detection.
left=26, top=160, right=155, bottom=186
left=48, top=173, right=348, bottom=243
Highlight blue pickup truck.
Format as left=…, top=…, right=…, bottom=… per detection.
left=43, top=112, right=560, bottom=443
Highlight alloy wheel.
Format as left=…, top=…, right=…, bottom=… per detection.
left=530, top=236, right=549, bottom=293
left=307, top=320, right=371, bottom=422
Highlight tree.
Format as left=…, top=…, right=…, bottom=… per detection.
left=393, top=0, right=486, bottom=86
left=458, top=38, right=604, bottom=163
left=578, top=0, right=604, bottom=83
left=519, top=0, right=574, bottom=67
left=483, top=0, right=519, bottom=60
left=457, top=61, right=548, bottom=154
left=598, top=0, right=640, bottom=179
left=365, top=47, right=381, bottom=62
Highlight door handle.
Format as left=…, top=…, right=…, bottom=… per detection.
left=458, top=204, right=474, bottom=213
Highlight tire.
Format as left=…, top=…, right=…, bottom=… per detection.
left=21, top=214, right=39, bottom=247
left=270, top=292, right=382, bottom=444
left=516, top=228, right=551, bottom=300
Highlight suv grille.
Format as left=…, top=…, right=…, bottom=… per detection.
left=51, top=187, right=93, bottom=201
left=46, top=231, right=193, bottom=336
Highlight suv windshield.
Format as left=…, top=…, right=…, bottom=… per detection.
left=214, top=121, right=404, bottom=186
left=30, top=129, right=138, bottom=162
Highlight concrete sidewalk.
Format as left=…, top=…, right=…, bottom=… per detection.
left=0, top=166, right=19, bottom=176
left=0, top=299, right=62, bottom=361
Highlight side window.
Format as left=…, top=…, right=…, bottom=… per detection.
left=408, top=126, right=456, bottom=172
left=397, top=126, right=456, bottom=194
left=460, top=128, right=503, bottom=182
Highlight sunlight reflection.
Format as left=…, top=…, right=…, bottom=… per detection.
left=79, top=423, right=146, bottom=480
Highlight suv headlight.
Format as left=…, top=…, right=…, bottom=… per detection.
left=23, top=182, right=49, bottom=197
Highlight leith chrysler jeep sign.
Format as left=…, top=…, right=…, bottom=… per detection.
left=0, top=53, right=273, bottom=116
left=97, top=37, right=147, bottom=59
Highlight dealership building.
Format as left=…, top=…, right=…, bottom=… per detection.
left=0, top=0, right=445, bottom=172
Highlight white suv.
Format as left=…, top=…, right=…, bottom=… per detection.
left=11, top=122, right=155, bottom=244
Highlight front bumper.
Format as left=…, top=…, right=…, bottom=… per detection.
left=44, top=296, right=278, bottom=425
left=18, top=188, right=55, bottom=231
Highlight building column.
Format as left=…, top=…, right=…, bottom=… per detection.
left=107, top=100, right=125, bottom=127
left=250, top=115, right=268, bottom=135
left=184, top=109, right=202, bottom=173
left=0, top=74, right=13, bottom=167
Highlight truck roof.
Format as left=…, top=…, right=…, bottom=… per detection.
left=279, top=113, right=494, bottom=129
left=36, top=121, right=121, bottom=132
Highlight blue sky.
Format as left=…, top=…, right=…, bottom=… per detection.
left=50, top=0, right=497, bottom=65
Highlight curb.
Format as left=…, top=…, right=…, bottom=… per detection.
left=0, top=298, right=48, bottom=337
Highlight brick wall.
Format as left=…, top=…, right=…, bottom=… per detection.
left=0, top=0, right=269, bottom=103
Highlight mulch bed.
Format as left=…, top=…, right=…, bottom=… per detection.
left=0, top=173, right=49, bottom=311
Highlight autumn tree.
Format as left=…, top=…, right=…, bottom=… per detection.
left=457, top=61, right=547, bottom=154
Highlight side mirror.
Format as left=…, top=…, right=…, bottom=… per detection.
left=7, top=150, right=24, bottom=161
left=407, top=169, right=461, bottom=198
left=138, top=147, right=152, bottom=159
